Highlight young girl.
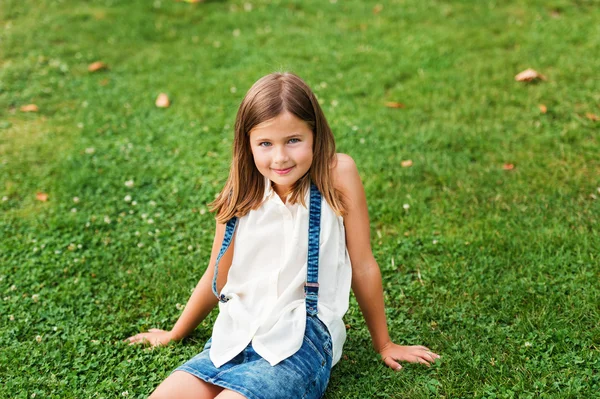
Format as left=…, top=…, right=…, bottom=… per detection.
left=126, top=72, right=440, bottom=399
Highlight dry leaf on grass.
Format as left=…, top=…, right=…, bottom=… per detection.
left=515, top=68, right=546, bottom=82
left=539, top=104, right=547, bottom=114
left=503, top=163, right=515, bottom=171
left=155, top=93, right=170, bottom=108
left=36, top=192, right=49, bottom=202
left=401, top=160, right=413, bottom=168
left=88, top=61, right=107, bottom=72
left=585, top=113, right=599, bottom=121
left=20, top=104, right=39, bottom=112
left=385, top=102, right=405, bottom=109
left=373, top=4, right=383, bottom=14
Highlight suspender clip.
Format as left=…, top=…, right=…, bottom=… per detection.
left=219, top=294, right=231, bottom=303
left=304, top=282, right=319, bottom=297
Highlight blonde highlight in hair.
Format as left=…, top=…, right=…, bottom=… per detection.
left=209, top=72, right=347, bottom=223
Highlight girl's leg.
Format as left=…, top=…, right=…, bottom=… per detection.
left=215, top=390, right=247, bottom=399
left=149, top=370, right=224, bottom=399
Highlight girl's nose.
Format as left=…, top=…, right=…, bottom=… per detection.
left=273, top=146, right=289, bottom=164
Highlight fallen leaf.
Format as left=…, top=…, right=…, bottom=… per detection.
left=155, top=93, right=170, bottom=108
left=20, top=104, right=39, bottom=112
left=538, top=104, right=547, bottom=114
left=88, top=61, right=107, bottom=72
left=373, top=4, right=383, bottom=14
left=385, top=102, right=405, bottom=109
left=503, top=163, right=515, bottom=171
left=401, top=160, right=413, bottom=167
left=515, top=68, right=546, bottom=82
left=36, top=192, right=49, bottom=202
left=585, top=113, right=599, bottom=121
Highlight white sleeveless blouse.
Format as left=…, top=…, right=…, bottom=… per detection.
left=209, top=178, right=352, bottom=368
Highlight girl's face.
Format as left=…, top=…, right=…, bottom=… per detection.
left=249, top=111, right=314, bottom=198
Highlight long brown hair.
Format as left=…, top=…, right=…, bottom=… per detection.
left=209, top=72, right=347, bottom=223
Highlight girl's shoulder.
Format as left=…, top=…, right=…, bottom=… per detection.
left=331, top=153, right=360, bottom=194
left=333, top=152, right=355, bottom=168
left=332, top=153, right=356, bottom=177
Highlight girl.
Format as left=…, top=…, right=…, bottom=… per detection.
left=126, top=72, right=440, bottom=399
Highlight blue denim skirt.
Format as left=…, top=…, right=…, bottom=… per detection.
left=173, top=315, right=333, bottom=399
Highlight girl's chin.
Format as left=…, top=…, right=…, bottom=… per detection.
left=270, top=173, right=297, bottom=187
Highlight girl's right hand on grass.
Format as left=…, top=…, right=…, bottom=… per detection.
left=125, top=328, right=174, bottom=347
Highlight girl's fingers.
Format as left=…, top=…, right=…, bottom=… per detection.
left=414, top=356, right=431, bottom=366
left=128, top=335, right=150, bottom=345
left=125, top=331, right=163, bottom=345
left=382, top=356, right=402, bottom=371
left=422, top=351, right=437, bottom=363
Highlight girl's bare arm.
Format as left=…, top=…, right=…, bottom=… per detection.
left=170, top=220, right=236, bottom=340
left=334, top=153, right=440, bottom=370
left=126, top=220, right=235, bottom=346
left=333, top=154, right=390, bottom=350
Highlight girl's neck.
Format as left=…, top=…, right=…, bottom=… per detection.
left=271, top=181, right=291, bottom=204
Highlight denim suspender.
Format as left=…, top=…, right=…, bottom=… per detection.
left=304, top=183, right=321, bottom=316
left=211, top=216, right=238, bottom=303
left=211, top=183, right=322, bottom=316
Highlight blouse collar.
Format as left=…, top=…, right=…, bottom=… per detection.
left=263, top=177, right=274, bottom=200
left=263, top=177, right=296, bottom=204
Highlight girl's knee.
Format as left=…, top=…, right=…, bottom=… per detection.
left=149, top=371, right=222, bottom=399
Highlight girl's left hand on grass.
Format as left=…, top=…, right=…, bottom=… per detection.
left=379, top=342, right=440, bottom=371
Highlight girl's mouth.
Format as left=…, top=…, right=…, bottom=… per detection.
left=273, top=166, right=294, bottom=175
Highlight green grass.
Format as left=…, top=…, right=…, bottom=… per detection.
left=1, top=0, right=599, bottom=397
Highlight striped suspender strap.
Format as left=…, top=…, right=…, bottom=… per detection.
left=305, top=183, right=322, bottom=316
left=211, top=216, right=238, bottom=303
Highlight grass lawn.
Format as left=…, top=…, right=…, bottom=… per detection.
left=1, top=0, right=599, bottom=397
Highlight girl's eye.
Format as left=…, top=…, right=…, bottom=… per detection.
left=258, top=139, right=299, bottom=147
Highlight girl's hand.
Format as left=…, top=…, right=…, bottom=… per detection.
left=125, top=329, right=174, bottom=347
left=379, top=342, right=440, bottom=371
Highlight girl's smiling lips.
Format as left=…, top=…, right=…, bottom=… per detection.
left=272, top=166, right=294, bottom=175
